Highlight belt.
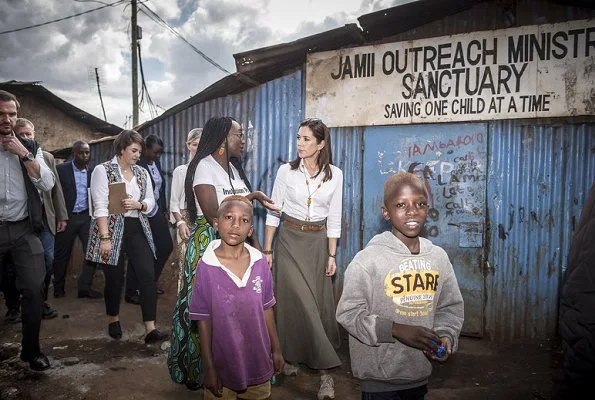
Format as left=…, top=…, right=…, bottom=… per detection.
left=0, top=217, right=28, bottom=227
left=283, top=219, right=325, bottom=231
left=72, top=210, right=89, bottom=215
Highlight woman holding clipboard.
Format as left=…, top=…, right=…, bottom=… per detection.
left=85, top=129, right=168, bottom=343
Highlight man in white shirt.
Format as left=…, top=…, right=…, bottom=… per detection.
left=0, top=90, right=54, bottom=371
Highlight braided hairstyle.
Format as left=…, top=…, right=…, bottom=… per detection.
left=185, top=116, right=253, bottom=222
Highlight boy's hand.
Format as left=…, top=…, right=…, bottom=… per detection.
left=392, top=323, right=441, bottom=353
left=423, top=336, right=452, bottom=363
left=204, top=366, right=223, bottom=397
left=264, top=253, right=273, bottom=268
left=272, top=351, right=284, bottom=375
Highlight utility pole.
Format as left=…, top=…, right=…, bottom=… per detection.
left=131, top=0, right=139, bottom=127
left=95, top=68, right=107, bottom=121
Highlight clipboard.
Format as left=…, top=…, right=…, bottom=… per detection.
left=108, top=182, right=127, bottom=215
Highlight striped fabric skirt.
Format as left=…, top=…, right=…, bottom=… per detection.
left=167, top=215, right=217, bottom=386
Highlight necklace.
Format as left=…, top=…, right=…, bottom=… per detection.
left=303, top=166, right=323, bottom=221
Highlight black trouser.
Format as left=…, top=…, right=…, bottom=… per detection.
left=2, top=216, right=53, bottom=310
left=53, top=212, right=96, bottom=292
left=125, top=211, right=172, bottom=297
left=0, top=261, right=20, bottom=310
left=0, top=219, right=45, bottom=360
left=102, top=218, right=157, bottom=321
left=362, top=385, right=428, bottom=400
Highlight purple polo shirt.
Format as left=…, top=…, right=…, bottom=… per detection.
left=189, top=240, right=275, bottom=391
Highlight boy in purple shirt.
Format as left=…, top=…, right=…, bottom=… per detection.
left=189, top=195, right=284, bottom=399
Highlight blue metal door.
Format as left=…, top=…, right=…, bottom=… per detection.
left=363, top=123, right=487, bottom=337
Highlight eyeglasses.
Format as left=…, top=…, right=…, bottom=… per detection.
left=230, top=132, right=245, bottom=140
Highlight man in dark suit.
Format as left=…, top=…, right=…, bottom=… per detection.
left=52, top=141, right=101, bottom=299
left=125, top=134, right=173, bottom=304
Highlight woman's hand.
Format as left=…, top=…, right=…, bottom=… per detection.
left=248, top=191, right=281, bottom=212
left=177, top=222, right=190, bottom=241
left=99, top=240, right=112, bottom=261
left=122, top=197, right=141, bottom=211
left=326, top=256, right=336, bottom=277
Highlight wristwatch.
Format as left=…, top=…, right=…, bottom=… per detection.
left=21, top=152, right=35, bottom=162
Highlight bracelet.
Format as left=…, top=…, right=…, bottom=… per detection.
left=176, top=220, right=187, bottom=227
left=99, top=235, right=111, bottom=241
left=328, top=253, right=336, bottom=258
left=262, top=250, right=273, bottom=255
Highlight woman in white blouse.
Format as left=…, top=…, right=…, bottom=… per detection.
left=86, top=130, right=168, bottom=344
left=169, top=128, right=202, bottom=289
left=263, top=118, right=343, bottom=399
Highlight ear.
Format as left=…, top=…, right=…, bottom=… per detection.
left=317, top=139, right=326, bottom=152
left=381, top=206, right=390, bottom=221
left=248, top=225, right=254, bottom=238
left=212, top=217, right=219, bottom=231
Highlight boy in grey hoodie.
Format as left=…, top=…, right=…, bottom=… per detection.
left=336, top=172, right=464, bottom=399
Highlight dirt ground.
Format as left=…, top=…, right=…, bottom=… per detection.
left=0, top=263, right=573, bottom=400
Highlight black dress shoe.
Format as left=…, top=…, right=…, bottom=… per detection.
left=22, top=353, right=50, bottom=371
left=185, top=382, right=202, bottom=391
left=125, top=294, right=141, bottom=305
left=54, top=289, right=65, bottom=298
left=144, top=329, right=168, bottom=344
left=42, top=302, right=58, bottom=320
left=156, top=287, right=165, bottom=295
left=78, top=289, right=103, bottom=299
left=108, top=321, right=122, bottom=340
left=5, top=308, right=21, bottom=324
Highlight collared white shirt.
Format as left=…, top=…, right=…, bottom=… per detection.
left=265, top=160, right=343, bottom=238
left=0, top=135, right=54, bottom=221
left=90, top=156, right=155, bottom=218
left=201, top=239, right=263, bottom=288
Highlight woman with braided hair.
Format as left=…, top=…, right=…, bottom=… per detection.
left=167, top=116, right=278, bottom=390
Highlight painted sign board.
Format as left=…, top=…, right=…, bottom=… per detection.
left=306, top=19, right=595, bottom=127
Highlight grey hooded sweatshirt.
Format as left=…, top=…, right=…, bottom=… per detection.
left=336, top=231, right=464, bottom=391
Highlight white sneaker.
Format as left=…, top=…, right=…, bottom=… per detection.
left=282, top=362, right=299, bottom=376
left=317, top=374, right=335, bottom=400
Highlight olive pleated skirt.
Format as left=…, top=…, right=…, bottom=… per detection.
left=273, top=214, right=341, bottom=370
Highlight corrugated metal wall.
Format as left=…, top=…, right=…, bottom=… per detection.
left=138, top=69, right=363, bottom=276
left=486, top=120, right=595, bottom=341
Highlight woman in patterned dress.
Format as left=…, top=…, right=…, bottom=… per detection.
left=167, top=116, right=277, bottom=390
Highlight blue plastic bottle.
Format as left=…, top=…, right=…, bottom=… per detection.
left=430, top=340, right=447, bottom=358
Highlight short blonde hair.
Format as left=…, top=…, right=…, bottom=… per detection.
left=186, top=128, right=202, bottom=144
left=383, top=172, right=427, bottom=207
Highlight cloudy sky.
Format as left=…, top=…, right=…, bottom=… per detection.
left=0, top=0, right=404, bottom=128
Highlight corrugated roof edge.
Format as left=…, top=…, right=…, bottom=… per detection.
left=51, top=134, right=118, bottom=159
left=136, top=0, right=594, bottom=131
left=0, top=80, right=122, bottom=135
left=136, top=23, right=364, bottom=131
